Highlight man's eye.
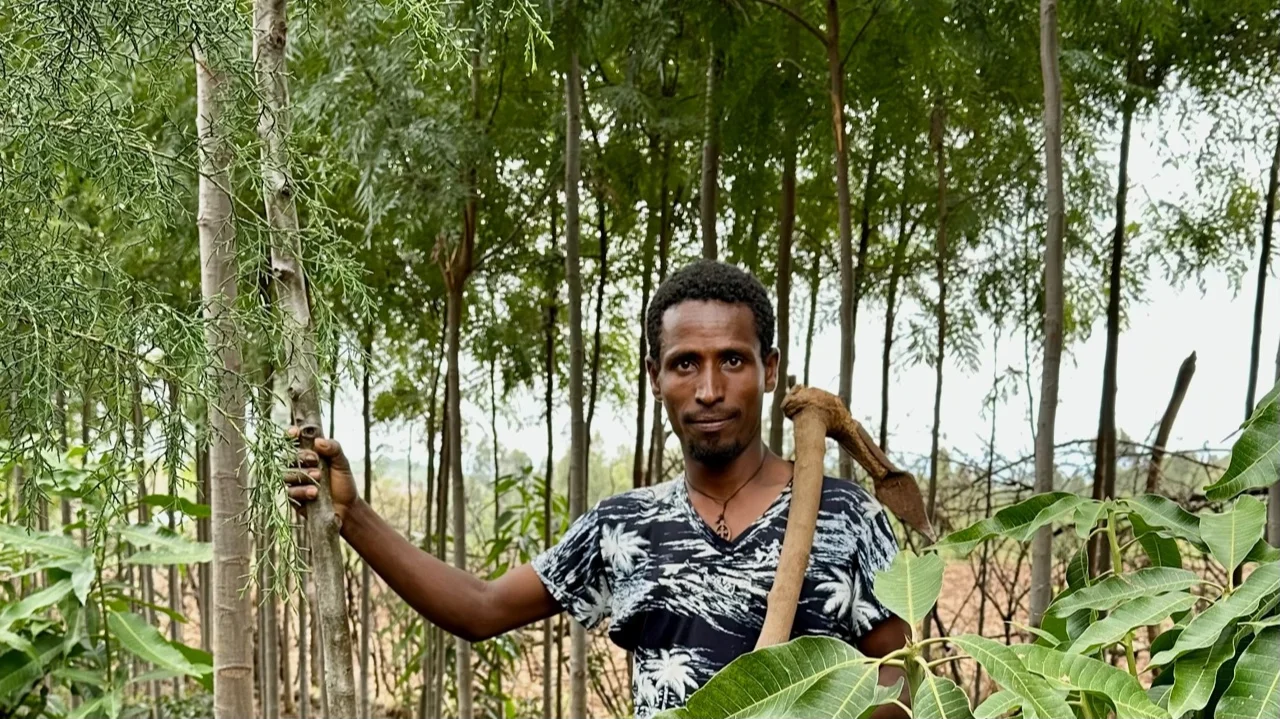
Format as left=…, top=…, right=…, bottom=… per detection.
left=676, top=359, right=695, bottom=371
left=725, top=356, right=743, bottom=368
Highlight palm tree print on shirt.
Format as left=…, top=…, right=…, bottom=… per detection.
left=532, top=476, right=900, bottom=718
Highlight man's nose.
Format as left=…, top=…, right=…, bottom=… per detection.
left=695, top=366, right=725, bottom=405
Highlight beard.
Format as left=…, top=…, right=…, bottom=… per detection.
left=688, top=435, right=749, bottom=466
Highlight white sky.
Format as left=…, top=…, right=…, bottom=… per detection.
left=335, top=105, right=1280, bottom=483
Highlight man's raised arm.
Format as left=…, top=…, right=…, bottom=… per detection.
left=285, top=430, right=561, bottom=642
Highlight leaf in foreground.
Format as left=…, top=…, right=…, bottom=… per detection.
left=1200, top=496, right=1267, bottom=573
left=1150, top=562, right=1279, bottom=667
left=1069, top=592, right=1199, bottom=655
left=1048, top=567, right=1198, bottom=617
left=1204, top=380, right=1280, bottom=501
left=873, top=549, right=944, bottom=631
left=1167, top=625, right=1239, bottom=718
left=972, top=691, right=1021, bottom=719
left=951, top=635, right=1073, bottom=719
left=913, top=674, right=973, bottom=719
left=1012, top=644, right=1167, bottom=719
left=107, top=610, right=205, bottom=677
left=657, top=636, right=891, bottom=718
left=1215, top=626, right=1280, bottom=719
left=936, top=493, right=1085, bottom=556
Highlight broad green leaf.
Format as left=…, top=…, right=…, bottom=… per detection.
left=1216, top=626, right=1280, bottom=719
left=1069, top=592, right=1199, bottom=655
left=71, top=555, right=94, bottom=604
left=107, top=610, right=203, bottom=677
left=913, top=675, right=972, bottom=719
left=1244, top=538, right=1280, bottom=564
left=52, top=667, right=106, bottom=687
left=0, top=525, right=86, bottom=561
left=0, top=579, right=74, bottom=635
left=125, top=546, right=213, bottom=565
left=1201, top=496, right=1267, bottom=573
left=171, top=640, right=214, bottom=692
left=1242, top=615, right=1280, bottom=631
left=936, top=493, right=1084, bottom=556
left=670, top=636, right=885, bottom=718
left=1150, top=562, right=1280, bottom=667
left=0, top=629, right=35, bottom=657
left=120, top=524, right=208, bottom=556
left=0, top=634, right=63, bottom=696
left=1012, top=644, right=1167, bottom=719
left=1066, top=544, right=1091, bottom=590
left=140, top=494, right=211, bottom=519
left=1205, top=381, right=1280, bottom=500
left=1121, top=495, right=1204, bottom=547
left=1148, top=685, right=1172, bottom=710
left=1048, top=568, right=1199, bottom=617
left=972, top=691, right=1020, bottom=719
left=951, top=635, right=1073, bottom=719
left=1074, top=500, right=1107, bottom=539
left=1132, top=515, right=1182, bottom=568
left=1169, top=626, right=1239, bottom=717
left=872, top=549, right=944, bottom=631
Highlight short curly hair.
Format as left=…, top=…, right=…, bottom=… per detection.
left=646, top=260, right=775, bottom=362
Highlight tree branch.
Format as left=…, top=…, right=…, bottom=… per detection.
left=745, top=0, right=827, bottom=45
left=841, top=0, right=883, bottom=72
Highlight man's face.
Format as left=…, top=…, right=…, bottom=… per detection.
left=646, top=300, right=778, bottom=466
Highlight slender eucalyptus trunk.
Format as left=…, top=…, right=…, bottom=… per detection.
left=489, top=353, right=503, bottom=713
left=700, top=44, right=722, bottom=260
left=849, top=139, right=880, bottom=429
left=926, top=102, right=949, bottom=527
left=196, top=39, right=255, bottom=718
left=881, top=155, right=913, bottom=452
left=828, top=0, right=855, bottom=479
left=633, top=165, right=656, bottom=489
left=1091, top=101, right=1133, bottom=574
left=1147, top=353, right=1196, bottom=493
left=432, top=398, right=450, bottom=719
left=1030, top=0, right=1066, bottom=625
left=298, top=539, right=309, bottom=719
left=770, top=128, right=796, bottom=454
left=647, top=141, right=673, bottom=485
left=542, top=259, right=557, bottom=719
left=804, top=253, right=819, bottom=386
left=253, top=0, right=358, bottom=713
left=564, top=35, right=589, bottom=719
left=166, top=381, right=183, bottom=701
left=132, top=377, right=160, bottom=714
left=974, top=333, right=1001, bottom=694
left=1250, top=124, right=1280, bottom=545
left=196, top=441, right=212, bottom=654
left=360, top=327, right=373, bottom=719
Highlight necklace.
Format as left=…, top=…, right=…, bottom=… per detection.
left=686, top=452, right=770, bottom=541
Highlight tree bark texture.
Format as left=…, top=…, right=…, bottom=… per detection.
left=1251, top=124, right=1280, bottom=545
left=564, top=41, right=590, bottom=719
left=1030, top=0, right=1066, bottom=626
left=804, top=253, right=819, bottom=387
left=196, top=40, right=255, bottom=719
left=253, top=1, right=358, bottom=714
left=1091, top=103, right=1133, bottom=574
left=700, top=44, right=723, bottom=260
left=633, top=173, right=656, bottom=489
left=542, top=257, right=557, bottom=719
left=881, top=155, right=913, bottom=453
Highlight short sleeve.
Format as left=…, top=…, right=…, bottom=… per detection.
left=532, top=504, right=612, bottom=630
left=849, top=496, right=900, bottom=639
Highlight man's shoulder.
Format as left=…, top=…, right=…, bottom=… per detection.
left=818, top=476, right=892, bottom=529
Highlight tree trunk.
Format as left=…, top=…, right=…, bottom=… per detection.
left=633, top=156, right=656, bottom=489
left=881, top=154, right=913, bottom=452
left=417, top=342, right=443, bottom=719
left=132, top=377, right=161, bottom=714
left=253, top=0, right=358, bottom=713
left=647, top=141, right=673, bottom=485
left=849, top=138, right=880, bottom=442
left=281, top=562, right=293, bottom=716
left=1091, top=102, right=1133, bottom=574
left=974, top=333, right=1001, bottom=695
left=299, top=536, right=309, bottom=719
left=1251, top=124, right=1280, bottom=546
left=1030, top=0, right=1067, bottom=626
left=433, top=397, right=450, bottom=719
left=804, top=253, right=819, bottom=386
left=360, top=327, right=373, bottom=719
left=564, top=35, right=589, bottom=719
left=587, top=191, right=609, bottom=447
left=263, top=547, right=280, bottom=719
left=197, top=440, right=212, bottom=654
left=56, top=383, right=72, bottom=527
left=196, top=39, right=255, bottom=718
left=700, top=44, right=723, bottom=260
left=166, top=381, right=184, bottom=701
left=827, top=0, right=855, bottom=479
left=770, top=128, right=796, bottom=454
left=1147, top=353, right=1196, bottom=493
left=926, top=102, right=948, bottom=527
left=542, top=252, right=557, bottom=719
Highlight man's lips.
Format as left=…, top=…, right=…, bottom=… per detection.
left=686, top=415, right=737, bottom=432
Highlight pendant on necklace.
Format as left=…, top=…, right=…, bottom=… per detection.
left=714, top=512, right=731, bottom=540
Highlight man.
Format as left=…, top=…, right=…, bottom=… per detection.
left=286, top=260, right=909, bottom=718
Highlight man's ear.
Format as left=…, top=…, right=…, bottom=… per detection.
left=763, top=347, right=780, bottom=394
left=645, top=356, right=662, bottom=399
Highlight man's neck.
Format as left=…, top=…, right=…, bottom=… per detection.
left=683, top=439, right=769, bottom=494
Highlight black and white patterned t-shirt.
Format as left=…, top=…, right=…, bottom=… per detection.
left=531, top=475, right=900, bottom=719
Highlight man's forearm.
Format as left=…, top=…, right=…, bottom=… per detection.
left=338, top=498, right=495, bottom=641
